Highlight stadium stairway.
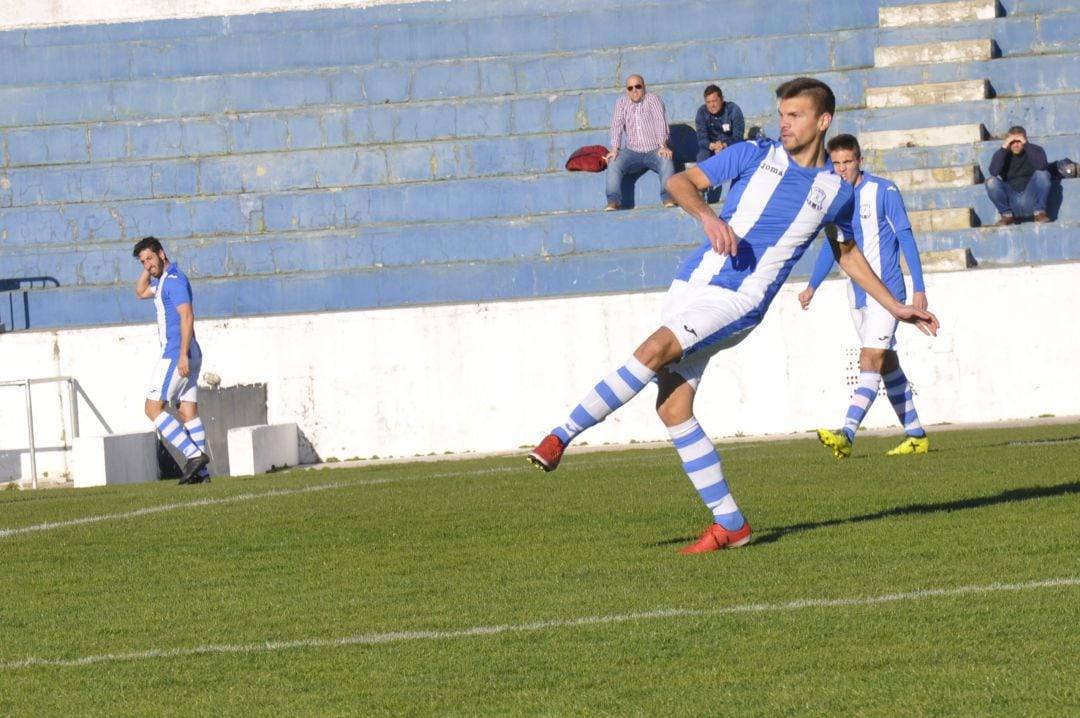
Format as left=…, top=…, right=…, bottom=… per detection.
left=0, top=0, right=1076, bottom=331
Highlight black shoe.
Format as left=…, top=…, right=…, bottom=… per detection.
left=179, top=454, right=210, bottom=484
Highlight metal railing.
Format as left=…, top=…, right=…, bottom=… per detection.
left=0, top=376, right=80, bottom=490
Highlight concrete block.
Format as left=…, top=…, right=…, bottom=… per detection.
left=413, top=60, right=482, bottom=102
left=5, top=125, right=89, bottom=166
left=227, top=423, right=299, bottom=476
left=881, top=165, right=980, bottom=190
left=866, top=80, right=988, bottom=108
left=72, top=432, right=160, bottom=488
left=860, top=124, right=985, bottom=150
left=909, top=208, right=975, bottom=232
left=907, top=248, right=978, bottom=273
left=88, top=123, right=130, bottom=162
left=359, top=64, right=412, bottom=105
left=875, top=39, right=994, bottom=67
left=880, top=0, right=999, bottom=28
left=151, top=160, right=199, bottom=198
left=229, top=114, right=290, bottom=153
left=225, top=73, right=332, bottom=114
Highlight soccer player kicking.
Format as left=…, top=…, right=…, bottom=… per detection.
left=527, top=78, right=939, bottom=554
left=798, top=134, right=930, bottom=459
left=133, top=237, right=212, bottom=485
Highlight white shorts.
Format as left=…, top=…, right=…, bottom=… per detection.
left=659, top=279, right=759, bottom=389
left=146, top=355, right=202, bottom=405
left=848, top=283, right=898, bottom=351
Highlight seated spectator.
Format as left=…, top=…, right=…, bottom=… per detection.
left=985, top=126, right=1051, bottom=225
left=605, top=74, right=676, bottom=210
left=695, top=84, right=745, bottom=164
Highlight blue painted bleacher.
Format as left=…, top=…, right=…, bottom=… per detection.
left=1, top=0, right=1077, bottom=331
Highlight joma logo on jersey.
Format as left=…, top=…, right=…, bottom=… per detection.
left=805, top=186, right=826, bottom=211
left=861, top=202, right=872, bottom=219
left=758, top=161, right=784, bottom=177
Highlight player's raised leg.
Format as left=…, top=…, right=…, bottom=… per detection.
left=527, top=355, right=656, bottom=471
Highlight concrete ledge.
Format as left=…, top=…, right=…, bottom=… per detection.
left=881, top=165, right=981, bottom=190
left=866, top=80, right=988, bottom=108
left=72, top=431, right=159, bottom=488
left=880, top=0, right=999, bottom=28
left=907, top=248, right=978, bottom=273
left=875, top=39, right=994, bottom=67
left=861, top=124, right=986, bottom=150
left=227, top=423, right=299, bottom=476
left=909, top=208, right=975, bottom=232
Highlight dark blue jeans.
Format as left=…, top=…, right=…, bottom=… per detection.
left=605, top=148, right=675, bottom=205
left=985, top=170, right=1051, bottom=218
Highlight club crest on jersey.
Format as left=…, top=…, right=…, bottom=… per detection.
left=861, top=202, right=872, bottom=219
left=805, top=186, right=826, bottom=211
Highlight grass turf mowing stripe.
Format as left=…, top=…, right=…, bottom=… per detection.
left=0, top=466, right=518, bottom=540
left=4, top=577, right=1076, bottom=671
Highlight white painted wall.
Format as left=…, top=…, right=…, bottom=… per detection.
left=1, top=0, right=423, bottom=30
left=2, top=262, right=1079, bottom=482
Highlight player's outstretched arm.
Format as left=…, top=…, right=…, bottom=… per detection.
left=666, top=168, right=738, bottom=256
left=834, top=238, right=939, bottom=336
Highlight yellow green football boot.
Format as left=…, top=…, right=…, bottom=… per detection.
left=885, top=435, right=929, bottom=456
left=817, top=428, right=852, bottom=459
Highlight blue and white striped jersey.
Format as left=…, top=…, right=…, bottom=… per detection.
left=678, top=139, right=855, bottom=321
left=808, top=171, right=925, bottom=307
left=152, top=263, right=201, bottom=360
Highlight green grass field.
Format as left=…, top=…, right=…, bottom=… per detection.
left=2, top=422, right=1078, bottom=716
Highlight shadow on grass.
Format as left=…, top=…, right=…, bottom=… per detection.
left=751, top=480, right=1080, bottom=547
left=654, top=480, right=1080, bottom=549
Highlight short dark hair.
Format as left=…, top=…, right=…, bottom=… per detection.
left=1007, top=125, right=1027, bottom=138
left=826, top=133, right=861, bottom=157
left=132, top=236, right=164, bottom=258
left=704, top=84, right=723, bottom=100
left=775, top=77, right=836, bottom=117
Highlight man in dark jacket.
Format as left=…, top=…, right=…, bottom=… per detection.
left=694, top=85, right=745, bottom=164
left=985, top=126, right=1051, bottom=225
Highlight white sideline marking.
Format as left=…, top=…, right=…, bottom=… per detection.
left=0, top=466, right=516, bottom=541
left=3, top=577, right=1076, bottom=670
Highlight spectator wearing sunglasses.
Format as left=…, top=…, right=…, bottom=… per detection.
left=604, top=75, right=676, bottom=211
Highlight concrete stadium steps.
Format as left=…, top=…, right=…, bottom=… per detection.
left=0, top=169, right=675, bottom=248
left=2, top=241, right=696, bottom=331
left=0, top=64, right=864, bottom=168
left=0, top=33, right=876, bottom=130
left=739, top=77, right=1080, bottom=145
left=914, top=222, right=1080, bottom=268
left=0, top=3, right=880, bottom=89
left=908, top=208, right=975, bottom=232
left=901, top=176, right=1080, bottom=226
left=2, top=0, right=1074, bottom=333
left=860, top=134, right=1080, bottom=175
left=0, top=207, right=703, bottom=288
left=879, top=0, right=999, bottom=27
left=875, top=8, right=1080, bottom=58
left=866, top=80, right=989, bottom=109
left=0, top=130, right=600, bottom=204
left=861, top=52, right=1080, bottom=99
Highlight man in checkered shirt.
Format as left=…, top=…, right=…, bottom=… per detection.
left=604, top=74, right=676, bottom=211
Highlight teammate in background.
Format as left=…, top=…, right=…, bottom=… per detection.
left=798, top=134, right=930, bottom=459
left=133, top=236, right=211, bottom=484
left=526, top=78, right=939, bottom=554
